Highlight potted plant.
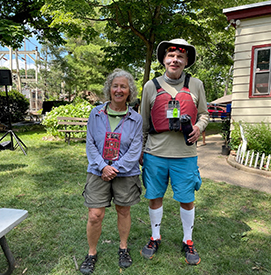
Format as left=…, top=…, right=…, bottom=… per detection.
left=221, top=118, right=231, bottom=155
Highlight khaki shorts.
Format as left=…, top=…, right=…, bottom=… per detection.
left=82, top=173, right=142, bottom=208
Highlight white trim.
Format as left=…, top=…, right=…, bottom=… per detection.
left=223, top=1, right=271, bottom=13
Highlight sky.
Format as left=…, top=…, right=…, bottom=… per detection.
left=0, top=37, right=42, bottom=70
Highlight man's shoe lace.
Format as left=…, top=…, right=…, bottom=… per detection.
left=182, top=240, right=201, bottom=265
left=141, top=237, right=161, bottom=259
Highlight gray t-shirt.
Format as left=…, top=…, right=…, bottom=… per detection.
left=140, top=73, right=209, bottom=158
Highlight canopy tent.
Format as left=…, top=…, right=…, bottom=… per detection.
left=210, top=94, right=232, bottom=105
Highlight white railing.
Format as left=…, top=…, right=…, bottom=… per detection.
left=236, top=145, right=271, bottom=171
left=236, top=122, right=270, bottom=171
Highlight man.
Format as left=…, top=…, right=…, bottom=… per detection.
left=140, top=39, right=209, bottom=265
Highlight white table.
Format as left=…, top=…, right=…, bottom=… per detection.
left=0, top=208, right=28, bottom=275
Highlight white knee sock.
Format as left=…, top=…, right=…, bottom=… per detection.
left=149, top=206, right=163, bottom=240
left=180, top=207, right=195, bottom=243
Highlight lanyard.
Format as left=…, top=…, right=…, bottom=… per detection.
left=102, top=108, right=127, bottom=161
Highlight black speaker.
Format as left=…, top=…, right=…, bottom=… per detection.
left=0, top=69, right=12, bottom=86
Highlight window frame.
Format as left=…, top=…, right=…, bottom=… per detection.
left=249, top=44, right=271, bottom=98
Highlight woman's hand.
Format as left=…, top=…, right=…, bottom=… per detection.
left=139, top=151, right=144, bottom=166
left=101, top=165, right=119, bottom=181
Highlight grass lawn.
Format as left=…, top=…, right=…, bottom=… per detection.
left=0, top=125, right=270, bottom=275
left=205, top=121, right=223, bottom=135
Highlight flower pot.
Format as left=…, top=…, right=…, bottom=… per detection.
left=222, top=145, right=230, bottom=155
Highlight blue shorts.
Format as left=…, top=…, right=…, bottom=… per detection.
left=142, top=153, right=202, bottom=203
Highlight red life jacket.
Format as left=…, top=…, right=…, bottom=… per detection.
left=149, top=74, right=198, bottom=134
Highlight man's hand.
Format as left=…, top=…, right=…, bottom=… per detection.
left=101, top=165, right=119, bottom=181
left=188, top=125, right=200, bottom=144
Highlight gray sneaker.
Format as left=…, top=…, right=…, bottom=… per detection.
left=141, top=237, right=161, bottom=259
left=182, top=240, right=201, bottom=265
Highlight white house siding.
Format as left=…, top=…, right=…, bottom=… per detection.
left=232, top=15, right=271, bottom=124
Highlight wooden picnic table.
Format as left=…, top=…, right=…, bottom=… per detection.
left=28, top=112, right=42, bottom=122
left=0, top=208, right=28, bottom=275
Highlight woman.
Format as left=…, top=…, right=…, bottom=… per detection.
left=80, top=69, right=142, bottom=274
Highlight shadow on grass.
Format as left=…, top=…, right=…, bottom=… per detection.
left=0, top=163, right=28, bottom=172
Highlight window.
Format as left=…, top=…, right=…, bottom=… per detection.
left=249, top=44, right=271, bottom=98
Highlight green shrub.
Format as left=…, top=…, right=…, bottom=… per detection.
left=230, top=121, right=271, bottom=155
left=42, top=100, right=94, bottom=138
left=0, top=89, right=29, bottom=124
left=229, top=121, right=241, bottom=150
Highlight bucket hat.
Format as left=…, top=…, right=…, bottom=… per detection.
left=156, top=38, right=196, bottom=68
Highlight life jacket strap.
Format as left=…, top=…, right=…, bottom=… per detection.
left=184, top=74, right=191, bottom=89
left=152, top=73, right=191, bottom=92
left=152, top=78, right=162, bottom=90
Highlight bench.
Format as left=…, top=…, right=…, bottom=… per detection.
left=0, top=208, right=28, bottom=275
left=57, top=117, right=88, bottom=145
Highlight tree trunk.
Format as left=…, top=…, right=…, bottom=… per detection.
left=142, top=42, right=154, bottom=98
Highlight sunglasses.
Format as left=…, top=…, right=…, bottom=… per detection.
left=166, top=46, right=187, bottom=53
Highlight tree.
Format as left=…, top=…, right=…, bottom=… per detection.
left=35, top=35, right=108, bottom=100
left=187, top=10, right=236, bottom=102
left=42, top=0, right=262, bottom=89
left=0, top=0, right=64, bottom=49
left=64, top=37, right=108, bottom=95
